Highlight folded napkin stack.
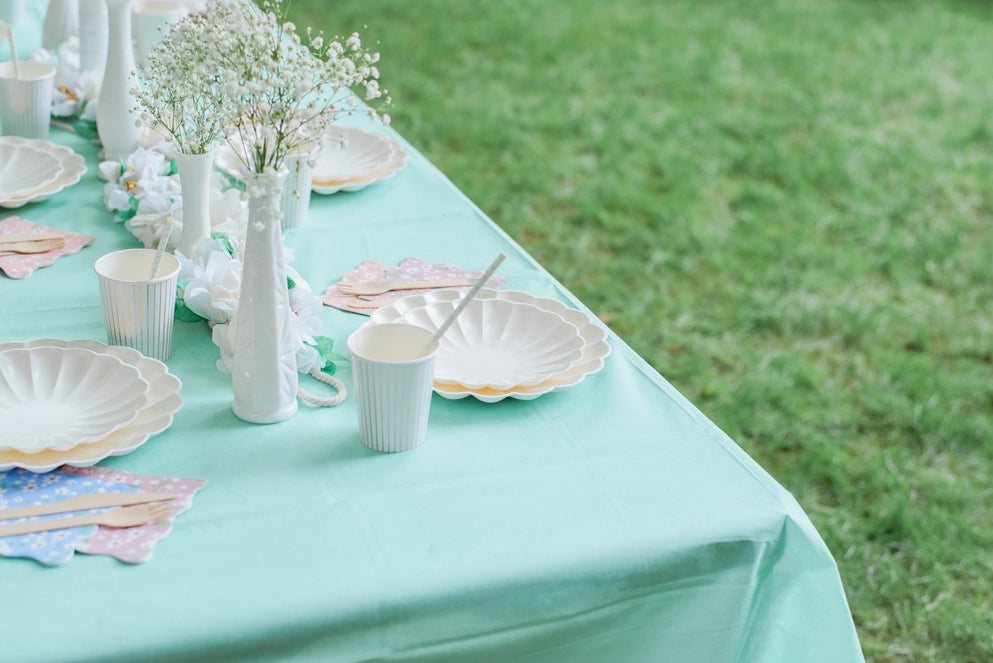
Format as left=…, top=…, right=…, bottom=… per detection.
left=0, top=216, right=96, bottom=279
left=323, top=256, right=508, bottom=315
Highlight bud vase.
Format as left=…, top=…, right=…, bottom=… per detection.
left=231, top=168, right=299, bottom=424
left=77, top=0, right=108, bottom=79
left=174, top=150, right=215, bottom=256
left=42, top=0, right=78, bottom=50
left=96, top=0, right=141, bottom=161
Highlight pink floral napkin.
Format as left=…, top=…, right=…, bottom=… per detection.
left=0, top=216, right=96, bottom=279
left=63, top=467, right=206, bottom=564
left=323, top=256, right=508, bottom=315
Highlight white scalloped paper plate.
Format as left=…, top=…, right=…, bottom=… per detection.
left=0, top=347, right=149, bottom=453
left=368, top=289, right=612, bottom=402
left=0, top=339, right=182, bottom=472
left=396, top=298, right=585, bottom=391
left=0, top=137, right=87, bottom=209
left=0, top=141, right=63, bottom=201
left=311, top=125, right=407, bottom=194
left=214, top=125, right=407, bottom=195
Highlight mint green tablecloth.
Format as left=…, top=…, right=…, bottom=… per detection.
left=1, top=7, right=864, bottom=663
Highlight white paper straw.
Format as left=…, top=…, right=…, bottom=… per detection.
left=148, top=217, right=174, bottom=280
left=7, top=26, right=20, bottom=79
left=421, top=252, right=506, bottom=355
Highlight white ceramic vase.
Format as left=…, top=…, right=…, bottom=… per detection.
left=96, top=0, right=141, bottom=161
left=174, top=150, right=215, bottom=256
left=231, top=168, right=299, bottom=424
left=42, top=0, right=79, bottom=50
left=77, top=0, right=108, bottom=78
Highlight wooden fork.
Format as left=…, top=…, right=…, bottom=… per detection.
left=0, top=238, right=65, bottom=254
left=0, top=502, right=173, bottom=538
left=335, top=278, right=471, bottom=296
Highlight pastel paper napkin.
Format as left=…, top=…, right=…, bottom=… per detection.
left=0, top=467, right=205, bottom=566
left=0, top=216, right=96, bottom=279
left=323, top=256, right=508, bottom=315
left=0, top=469, right=141, bottom=566
left=64, top=466, right=206, bottom=564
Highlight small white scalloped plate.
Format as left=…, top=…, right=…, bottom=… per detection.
left=369, top=289, right=612, bottom=402
left=0, top=347, right=149, bottom=453
left=0, top=140, right=63, bottom=201
left=0, top=137, right=87, bottom=208
left=0, top=340, right=182, bottom=472
left=311, top=125, right=407, bottom=194
left=395, top=297, right=585, bottom=391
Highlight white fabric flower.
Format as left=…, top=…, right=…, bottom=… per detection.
left=177, top=239, right=243, bottom=326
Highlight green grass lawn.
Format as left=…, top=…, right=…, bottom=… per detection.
left=286, top=1, right=993, bottom=660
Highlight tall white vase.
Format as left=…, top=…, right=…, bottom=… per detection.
left=231, top=168, right=299, bottom=424
left=96, top=0, right=141, bottom=161
left=78, top=0, right=108, bottom=79
left=42, top=0, right=79, bottom=50
left=174, top=150, right=215, bottom=256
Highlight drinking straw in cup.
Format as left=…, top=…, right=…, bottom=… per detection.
left=347, top=323, right=440, bottom=452
left=94, top=248, right=180, bottom=361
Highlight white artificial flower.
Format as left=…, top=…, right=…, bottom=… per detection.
left=176, top=238, right=243, bottom=326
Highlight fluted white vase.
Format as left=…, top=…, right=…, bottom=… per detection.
left=231, top=168, right=299, bottom=424
left=42, top=0, right=79, bottom=50
left=96, top=0, right=141, bottom=161
left=77, top=0, right=108, bottom=79
left=175, top=150, right=215, bottom=256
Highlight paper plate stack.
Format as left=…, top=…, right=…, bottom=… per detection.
left=0, top=339, right=182, bottom=472
left=367, top=289, right=612, bottom=402
left=0, top=137, right=87, bottom=208
left=215, top=125, right=407, bottom=195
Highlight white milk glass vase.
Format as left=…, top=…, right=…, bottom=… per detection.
left=96, top=0, right=141, bottom=161
left=174, top=150, right=215, bottom=255
left=77, top=0, right=108, bottom=79
left=42, top=0, right=78, bottom=50
left=230, top=168, right=299, bottom=424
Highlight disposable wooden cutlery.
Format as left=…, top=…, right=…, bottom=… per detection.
left=0, top=237, right=64, bottom=254
left=0, top=492, right=177, bottom=520
left=0, top=502, right=173, bottom=537
left=335, top=278, right=472, bottom=297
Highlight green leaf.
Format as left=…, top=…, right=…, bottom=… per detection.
left=174, top=298, right=207, bottom=323
left=210, top=232, right=235, bottom=255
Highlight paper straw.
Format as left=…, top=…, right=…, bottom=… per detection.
left=421, top=252, right=506, bottom=355
left=7, top=26, right=20, bottom=79
left=148, top=217, right=174, bottom=280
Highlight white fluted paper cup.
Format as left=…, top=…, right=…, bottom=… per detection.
left=0, top=61, right=56, bottom=139
left=347, top=323, right=440, bottom=452
left=280, top=146, right=314, bottom=230
left=94, top=249, right=180, bottom=361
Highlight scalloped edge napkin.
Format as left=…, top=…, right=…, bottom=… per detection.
left=0, top=216, right=96, bottom=279
left=0, top=467, right=205, bottom=566
left=323, top=256, right=507, bottom=315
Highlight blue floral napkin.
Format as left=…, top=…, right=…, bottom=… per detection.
left=0, top=469, right=141, bottom=566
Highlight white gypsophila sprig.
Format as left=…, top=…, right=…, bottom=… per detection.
left=133, top=11, right=233, bottom=154
left=190, top=0, right=389, bottom=173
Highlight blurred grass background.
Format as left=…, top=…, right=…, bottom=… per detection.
left=286, top=1, right=993, bottom=661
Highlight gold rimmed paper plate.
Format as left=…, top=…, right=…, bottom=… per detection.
left=0, top=339, right=182, bottom=472
left=367, top=289, right=611, bottom=401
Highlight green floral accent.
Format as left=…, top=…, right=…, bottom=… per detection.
left=311, top=336, right=338, bottom=373
left=175, top=297, right=206, bottom=323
